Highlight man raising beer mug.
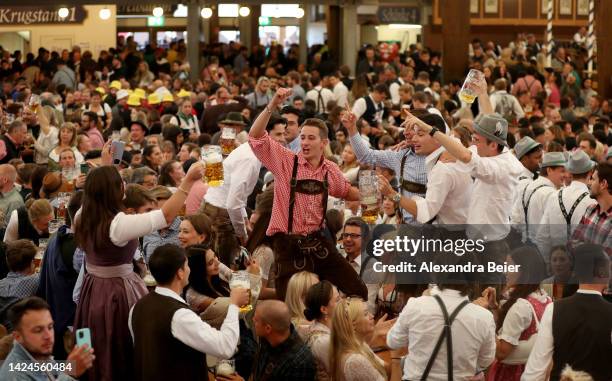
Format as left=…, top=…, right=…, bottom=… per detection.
left=248, top=88, right=368, bottom=300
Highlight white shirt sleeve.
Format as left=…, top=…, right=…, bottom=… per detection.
left=35, top=127, right=59, bottom=161
left=352, top=98, right=367, bottom=120
left=513, top=97, right=525, bottom=119
left=386, top=297, right=414, bottom=349
left=226, top=162, right=260, bottom=239
left=109, top=210, right=168, bottom=247
left=334, top=84, right=348, bottom=108
left=458, top=146, right=505, bottom=183
left=413, top=165, right=453, bottom=223
left=498, top=298, right=535, bottom=345
left=477, top=311, right=497, bottom=369
left=3, top=210, right=19, bottom=243
left=521, top=304, right=554, bottom=381
left=171, top=305, right=240, bottom=359
left=389, top=83, right=401, bottom=105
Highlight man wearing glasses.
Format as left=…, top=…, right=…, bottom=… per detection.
left=342, top=217, right=380, bottom=312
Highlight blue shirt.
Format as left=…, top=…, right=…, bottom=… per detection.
left=0, top=272, right=39, bottom=299
left=348, top=134, right=427, bottom=223
left=288, top=137, right=301, bottom=153
left=142, top=217, right=181, bottom=262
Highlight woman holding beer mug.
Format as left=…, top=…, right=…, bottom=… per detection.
left=73, top=144, right=204, bottom=381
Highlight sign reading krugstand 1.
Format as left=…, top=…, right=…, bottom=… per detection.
left=0, top=6, right=87, bottom=25
left=377, top=6, right=421, bottom=24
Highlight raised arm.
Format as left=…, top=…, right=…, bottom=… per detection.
left=406, top=112, right=473, bottom=163
left=249, top=87, right=292, bottom=139
left=475, top=75, right=494, bottom=115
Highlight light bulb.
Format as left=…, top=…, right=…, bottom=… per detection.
left=201, top=7, right=213, bottom=19
left=58, top=7, right=69, bottom=18
left=239, top=6, right=250, bottom=17
left=152, top=7, right=164, bottom=17
left=296, top=8, right=305, bottom=19
left=99, top=8, right=111, bottom=20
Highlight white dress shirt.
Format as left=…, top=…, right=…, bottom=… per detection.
left=511, top=176, right=556, bottom=243
left=412, top=146, right=473, bottom=225
left=389, top=79, right=404, bottom=106
left=535, top=181, right=596, bottom=259
left=521, top=289, right=603, bottom=381
left=456, top=146, right=524, bottom=241
left=387, top=288, right=496, bottom=381
left=345, top=252, right=381, bottom=314
left=203, top=143, right=262, bottom=239
left=128, top=287, right=240, bottom=360
left=512, top=166, right=535, bottom=217
left=306, top=86, right=335, bottom=114
left=333, top=81, right=349, bottom=108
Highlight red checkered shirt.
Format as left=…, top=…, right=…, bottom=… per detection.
left=571, top=203, right=612, bottom=257
left=249, top=132, right=350, bottom=236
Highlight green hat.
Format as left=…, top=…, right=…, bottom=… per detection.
left=514, top=136, right=541, bottom=159
left=473, top=113, right=508, bottom=147
left=566, top=150, right=596, bottom=174
left=540, top=152, right=567, bottom=168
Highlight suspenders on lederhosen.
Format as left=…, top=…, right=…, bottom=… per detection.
left=522, top=184, right=550, bottom=240
left=420, top=295, right=469, bottom=381
left=287, top=155, right=329, bottom=234
left=558, top=189, right=589, bottom=238
left=399, top=151, right=427, bottom=194
left=287, top=155, right=330, bottom=269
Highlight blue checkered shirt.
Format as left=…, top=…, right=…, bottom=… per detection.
left=349, top=134, right=427, bottom=223
left=0, top=272, right=39, bottom=299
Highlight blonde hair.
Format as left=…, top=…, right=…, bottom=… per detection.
left=285, top=271, right=319, bottom=326
left=59, top=122, right=78, bottom=146
left=27, top=198, right=53, bottom=223
left=329, top=298, right=386, bottom=381
left=560, top=365, right=594, bottom=381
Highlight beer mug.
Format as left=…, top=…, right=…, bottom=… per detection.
left=48, top=219, right=64, bottom=235
left=459, top=69, right=484, bottom=104
left=220, top=127, right=237, bottom=156
left=359, top=170, right=380, bottom=224
left=229, top=270, right=252, bottom=313
left=203, top=146, right=224, bottom=187
left=35, top=239, right=48, bottom=272
left=216, top=359, right=235, bottom=377
left=29, top=94, right=40, bottom=113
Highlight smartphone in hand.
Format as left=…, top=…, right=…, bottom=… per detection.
left=75, top=328, right=92, bottom=349
left=111, top=141, right=125, bottom=166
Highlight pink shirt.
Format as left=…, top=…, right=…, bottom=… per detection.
left=249, top=132, right=350, bottom=236
left=87, top=128, right=105, bottom=150
left=186, top=180, right=208, bottom=215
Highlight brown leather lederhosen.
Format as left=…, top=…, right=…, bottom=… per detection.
left=399, top=151, right=427, bottom=194
left=271, top=155, right=367, bottom=301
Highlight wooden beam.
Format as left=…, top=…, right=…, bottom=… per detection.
left=441, top=0, right=471, bottom=83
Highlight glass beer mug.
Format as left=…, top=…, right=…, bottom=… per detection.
left=229, top=270, right=252, bottom=313
left=359, top=170, right=380, bottom=224
left=29, top=94, right=40, bottom=113
left=459, top=69, right=484, bottom=104
left=203, top=146, right=224, bottom=187
left=220, top=127, right=237, bottom=156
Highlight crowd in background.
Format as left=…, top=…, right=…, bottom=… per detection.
left=0, top=27, right=609, bottom=381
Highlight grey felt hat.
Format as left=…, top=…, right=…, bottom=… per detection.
left=514, top=136, right=542, bottom=159
left=540, top=152, right=568, bottom=168
left=567, top=150, right=596, bottom=174
left=473, top=113, right=508, bottom=147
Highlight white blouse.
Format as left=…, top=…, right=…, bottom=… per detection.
left=498, top=289, right=551, bottom=346
left=341, top=352, right=386, bottom=381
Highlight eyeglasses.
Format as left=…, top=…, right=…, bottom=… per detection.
left=342, top=233, right=361, bottom=239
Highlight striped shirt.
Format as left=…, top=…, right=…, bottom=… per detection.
left=249, top=132, right=350, bottom=236
left=348, top=133, right=427, bottom=223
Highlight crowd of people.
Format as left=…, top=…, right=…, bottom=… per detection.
left=0, top=28, right=610, bottom=381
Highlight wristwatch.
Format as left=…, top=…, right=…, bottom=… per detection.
left=429, top=126, right=439, bottom=137
left=392, top=192, right=401, bottom=203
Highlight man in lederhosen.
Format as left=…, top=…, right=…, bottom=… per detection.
left=248, top=88, right=367, bottom=300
